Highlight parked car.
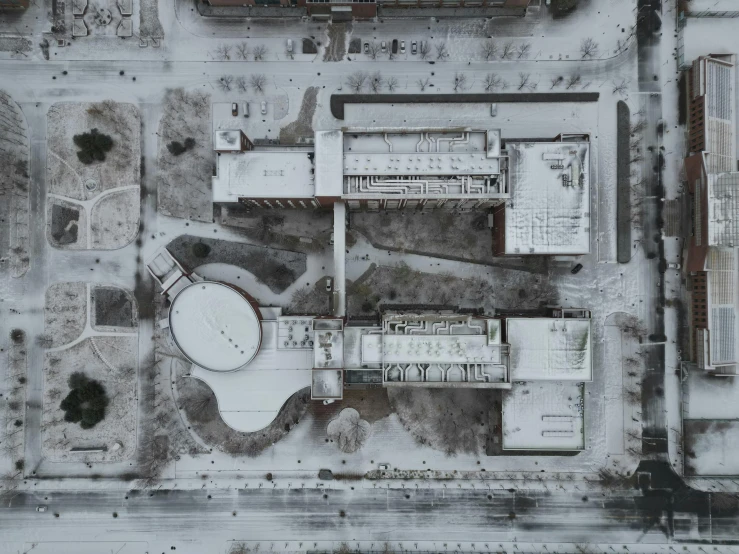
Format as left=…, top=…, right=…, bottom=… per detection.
left=391, top=39, right=398, bottom=54
left=329, top=231, right=335, bottom=245
left=411, top=40, right=417, bottom=55
left=667, top=262, right=681, bottom=270
left=243, top=102, right=249, bottom=118
left=378, top=463, right=390, bottom=470
left=400, top=40, right=405, bottom=54
left=260, top=101, right=267, bottom=115
left=381, top=41, right=387, bottom=53
left=36, top=506, right=47, bottom=512
left=326, top=277, right=333, bottom=292
left=286, top=38, right=293, bottom=54
left=571, top=263, right=583, bottom=274
left=491, top=103, right=498, bottom=117
left=364, top=42, right=369, bottom=54
left=231, top=103, right=238, bottom=117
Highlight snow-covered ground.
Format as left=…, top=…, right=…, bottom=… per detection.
left=0, top=0, right=691, bottom=520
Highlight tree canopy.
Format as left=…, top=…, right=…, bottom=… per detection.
left=60, top=372, right=109, bottom=429
left=73, top=128, right=114, bottom=165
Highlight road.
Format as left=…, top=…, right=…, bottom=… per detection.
left=0, top=487, right=706, bottom=550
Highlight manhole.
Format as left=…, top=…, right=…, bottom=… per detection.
left=85, top=179, right=98, bottom=191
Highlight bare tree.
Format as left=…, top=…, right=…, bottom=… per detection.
left=516, top=42, right=531, bottom=59
left=550, top=75, right=563, bottom=89
left=235, top=42, right=249, bottom=60
left=453, top=72, right=467, bottom=92
left=327, top=408, right=370, bottom=454
left=630, top=118, right=647, bottom=134
left=418, top=41, right=430, bottom=60
left=481, top=39, right=498, bottom=60
left=250, top=74, right=266, bottom=93
left=483, top=73, right=505, bottom=92
left=580, top=37, right=599, bottom=59
left=235, top=76, right=247, bottom=93
left=252, top=45, right=267, bottom=61
left=346, top=71, right=367, bottom=93
left=435, top=42, right=448, bottom=60
left=417, top=77, right=431, bottom=91
left=367, top=42, right=381, bottom=60
left=612, top=79, right=629, bottom=96
left=230, top=543, right=249, bottom=554
left=625, top=388, right=642, bottom=405
left=386, top=76, right=399, bottom=92
left=218, top=75, right=234, bottom=92
left=369, top=72, right=384, bottom=93
left=517, top=72, right=534, bottom=91
left=566, top=74, right=581, bottom=89
left=214, top=44, right=231, bottom=61
left=501, top=40, right=515, bottom=60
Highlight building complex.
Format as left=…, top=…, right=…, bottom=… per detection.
left=149, top=117, right=594, bottom=452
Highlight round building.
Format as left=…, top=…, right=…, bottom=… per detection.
left=168, top=281, right=262, bottom=372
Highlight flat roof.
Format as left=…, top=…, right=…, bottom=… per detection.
left=168, top=282, right=261, bottom=372
left=684, top=419, right=739, bottom=476
left=212, top=151, right=315, bottom=203
left=502, top=381, right=585, bottom=451
left=314, top=329, right=344, bottom=368
left=708, top=173, right=739, bottom=247
left=311, top=369, right=343, bottom=400
left=342, top=152, right=500, bottom=176
left=504, top=141, right=590, bottom=255
left=361, top=334, right=502, bottom=365
left=506, top=318, right=592, bottom=381
left=214, top=130, right=242, bottom=151
left=191, top=318, right=314, bottom=432
left=315, top=130, right=344, bottom=198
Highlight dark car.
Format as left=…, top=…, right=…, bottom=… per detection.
left=392, top=39, right=398, bottom=54
left=571, top=263, right=583, bottom=274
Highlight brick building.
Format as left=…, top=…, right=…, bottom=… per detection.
left=684, top=54, right=739, bottom=374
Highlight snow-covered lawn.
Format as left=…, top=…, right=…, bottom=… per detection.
left=42, top=283, right=139, bottom=463
left=46, top=102, right=141, bottom=250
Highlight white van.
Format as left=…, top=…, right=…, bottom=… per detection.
left=286, top=39, right=293, bottom=54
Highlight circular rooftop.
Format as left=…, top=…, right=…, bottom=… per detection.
left=169, top=281, right=262, bottom=372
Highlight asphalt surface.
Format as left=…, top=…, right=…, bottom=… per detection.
left=0, top=487, right=705, bottom=547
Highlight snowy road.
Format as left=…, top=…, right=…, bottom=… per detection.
left=0, top=487, right=714, bottom=551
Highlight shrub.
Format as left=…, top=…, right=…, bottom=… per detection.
left=167, top=141, right=187, bottom=156
left=73, top=128, right=114, bottom=165
left=167, top=137, right=196, bottom=157
left=60, top=372, right=109, bottom=429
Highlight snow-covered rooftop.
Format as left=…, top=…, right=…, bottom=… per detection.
left=504, top=141, right=590, bottom=255
left=311, top=369, right=343, bottom=400
left=192, top=317, right=313, bottom=432
left=212, top=150, right=315, bottom=203
left=502, top=381, right=585, bottom=451
left=707, top=173, right=739, bottom=246
left=343, top=327, right=380, bottom=369
left=342, top=152, right=501, bottom=176
left=168, top=282, right=262, bottom=372
left=684, top=419, right=739, bottom=476
left=314, top=328, right=344, bottom=369
left=702, top=247, right=737, bottom=368
left=690, top=56, right=737, bottom=173
left=687, top=0, right=739, bottom=14
left=315, top=130, right=344, bottom=198
left=361, top=334, right=502, bottom=365
left=506, top=318, right=592, bottom=381
left=214, top=130, right=243, bottom=152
